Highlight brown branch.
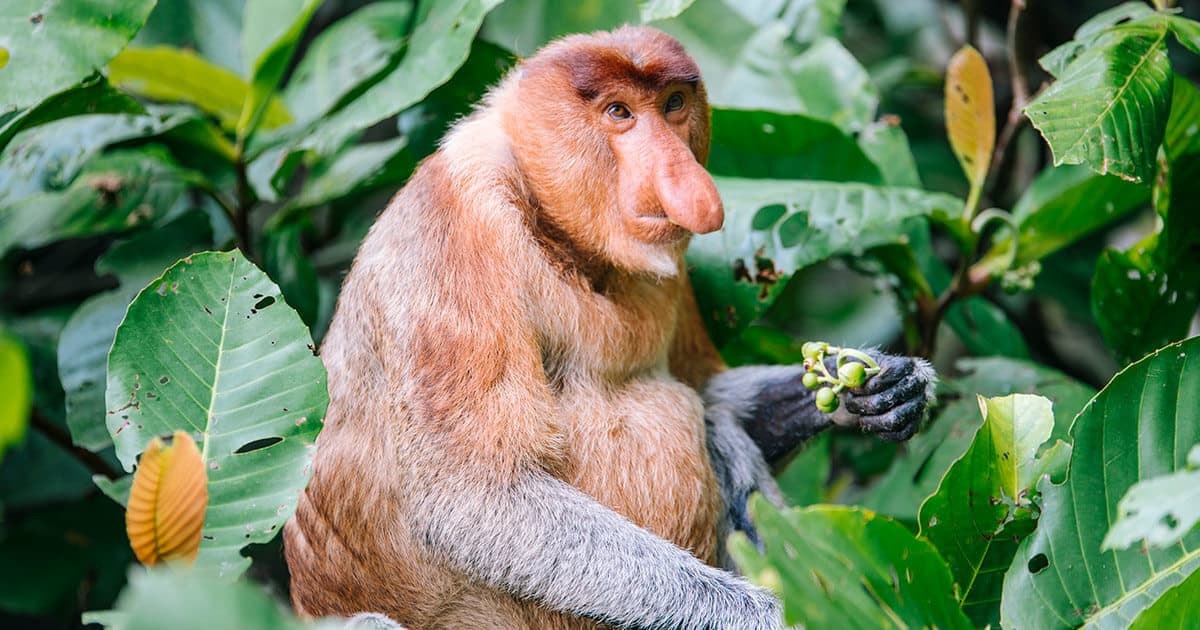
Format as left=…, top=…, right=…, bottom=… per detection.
left=986, top=0, right=1041, bottom=192
left=31, top=409, right=121, bottom=480
left=962, top=0, right=981, bottom=49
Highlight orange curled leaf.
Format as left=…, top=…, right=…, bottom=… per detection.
left=126, top=430, right=208, bottom=566
left=945, top=45, right=995, bottom=194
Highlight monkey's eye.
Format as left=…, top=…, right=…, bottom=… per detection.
left=606, top=103, right=633, bottom=120
left=665, top=92, right=685, bottom=113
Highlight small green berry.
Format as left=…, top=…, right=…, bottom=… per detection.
left=839, top=362, right=866, bottom=388
left=801, top=372, right=820, bottom=389
left=801, top=342, right=824, bottom=361
left=815, top=387, right=838, bottom=413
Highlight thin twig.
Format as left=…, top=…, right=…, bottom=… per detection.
left=986, top=0, right=1038, bottom=191
left=963, top=0, right=980, bottom=49
left=31, top=409, right=121, bottom=480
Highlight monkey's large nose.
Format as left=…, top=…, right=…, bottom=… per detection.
left=652, top=147, right=724, bottom=234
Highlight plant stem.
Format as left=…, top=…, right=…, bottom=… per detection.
left=986, top=0, right=1041, bottom=193
left=31, top=409, right=120, bottom=480
left=233, top=142, right=256, bottom=259
left=962, top=0, right=980, bottom=49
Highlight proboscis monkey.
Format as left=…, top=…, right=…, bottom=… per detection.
left=285, top=26, right=934, bottom=630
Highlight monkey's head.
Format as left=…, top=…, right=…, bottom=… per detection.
left=503, top=26, right=723, bottom=277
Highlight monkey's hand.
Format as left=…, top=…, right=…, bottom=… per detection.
left=710, top=353, right=936, bottom=467
left=825, top=352, right=936, bottom=442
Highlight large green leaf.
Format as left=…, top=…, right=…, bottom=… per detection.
left=860, top=358, right=1095, bottom=522
left=918, top=394, right=1064, bottom=628
left=857, top=118, right=921, bottom=188
left=59, top=212, right=214, bottom=452
left=1025, top=20, right=1172, bottom=183
left=105, top=250, right=326, bottom=578
left=1001, top=336, right=1200, bottom=629
left=108, top=46, right=291, bottom=132
left=0, top=109, right=199, bottom=208
left=0, top=0, right=156, bottom=113
left=687, top=177, right=958, bottom=346
left=294, top=0, right=503, bottom=157
left=0, top=147, right=194, bottom=255
left=1104, top=445, right=1200, bottom=552
left=708, top=108, right=882, bottom=183
left=0, top=330, right=32, bottom=460
left=729, top=501, right=971, bottom=629
left=281, top=2, right=415, bottom=127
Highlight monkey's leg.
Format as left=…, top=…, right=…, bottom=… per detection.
left=411, top=471, right=783, bottom=630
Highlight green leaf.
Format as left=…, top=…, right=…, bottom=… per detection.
left=775, top=433, right=830, bottom=506
left=861, top=358, right=1095, bottom=522
left=1104, top=445, right=1200, bottom=552
left=1127, top=566, right=1200, bottom=630
left=133, top=0, right=243, bottom=75
left=729, top=501, right=971, bottom=629
left=237, top=0, right=321, bottom=141
left=1001, top=336, right=1200, bottom=629
left=108, top=46, right=291, bottom=132
left=281, top=2, right=415, bottom=127
left=0, top=109, right=200, bottom=208
left=638, top=0, right=696, bottom=22
left=105, top=250, right=326, bottom=579
left=0, top=77, right=142, bottom=151
left=918, top=394, right=1057, bottom=627
left=707, top=108, right=882, bottom=183
left=1092, top=152, right=1200, bottom=364
left=59, top=211, right=214, bottom=452
left=0, top=0, right=156, bottom=113
left=0, top=330, right=32, bottom=460
left=396, top=38, right=515, bottom=160
left=481, top=0, right=638, bottom=57
left=98, top=568, right=310, bottom=630
left=1025, top=20, right=1172, bottom=183
left=291, top=137, right=413, bottom=210
left=944, top=298, right=1031, bottom=358
left=687, top=178, right=958, bottom=346
left=857, top=118, right=921, bottom=188
left=729, top=0, right=846, bottom=44
left=0, top=147, right=194, bottom=255
left=295, top=0, right=503, bottom=157
left=1007, top=164, right=1149, bottom=267
left=659, top=4, right=876, bottom=132
left=262, top=222, right=319, bottom=328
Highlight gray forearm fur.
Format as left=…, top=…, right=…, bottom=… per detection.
left=413, top=470, right=783, bottom=630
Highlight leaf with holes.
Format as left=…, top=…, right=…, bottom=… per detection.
left=729, top=500, right=971, bottom=629
left=944, top=45, right=994, bottom=209
left=1001, top=336, right=1200, bottom=628
left=918, top=394, right=1060, bottom=628
left=1025, top=20, right=1172, bottom=183
left=126, top=431, right=207, bottom=566
left=687, top=177, right=959, bottom=347
left=105, top=250, right=326, bottom=579
left=1103, top=445, right=1200, bottom=552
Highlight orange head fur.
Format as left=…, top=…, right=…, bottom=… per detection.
left=502, top=26, right=723, bottom=278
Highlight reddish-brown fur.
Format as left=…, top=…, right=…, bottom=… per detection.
left=285, top=27, right=729, bottom=629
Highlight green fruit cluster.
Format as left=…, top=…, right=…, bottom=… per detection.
left=800, top=341, right=881, bottom=413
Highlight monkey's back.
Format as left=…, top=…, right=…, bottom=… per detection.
left=285, top=110, right=720, bottom=629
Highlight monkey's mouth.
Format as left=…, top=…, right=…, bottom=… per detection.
left=633, top=213, right=690, bottom=243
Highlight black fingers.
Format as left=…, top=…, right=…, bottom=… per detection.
left=851, top=354, right=915, bottom=395
left=859, top=398, right=926, bottom=442
left=844, top=370, right=927, bottom=416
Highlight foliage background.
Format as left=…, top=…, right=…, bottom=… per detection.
left=3, top=0, right=1200, bottom=628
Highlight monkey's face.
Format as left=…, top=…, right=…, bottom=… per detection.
left=507, top=27, right=724, bottom=277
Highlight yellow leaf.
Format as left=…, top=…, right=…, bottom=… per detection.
left=945, top=45, right=995, bottom=196
left=126, top=430, right=208, bottom=566
left=0, top=331, right=31, bottom=460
